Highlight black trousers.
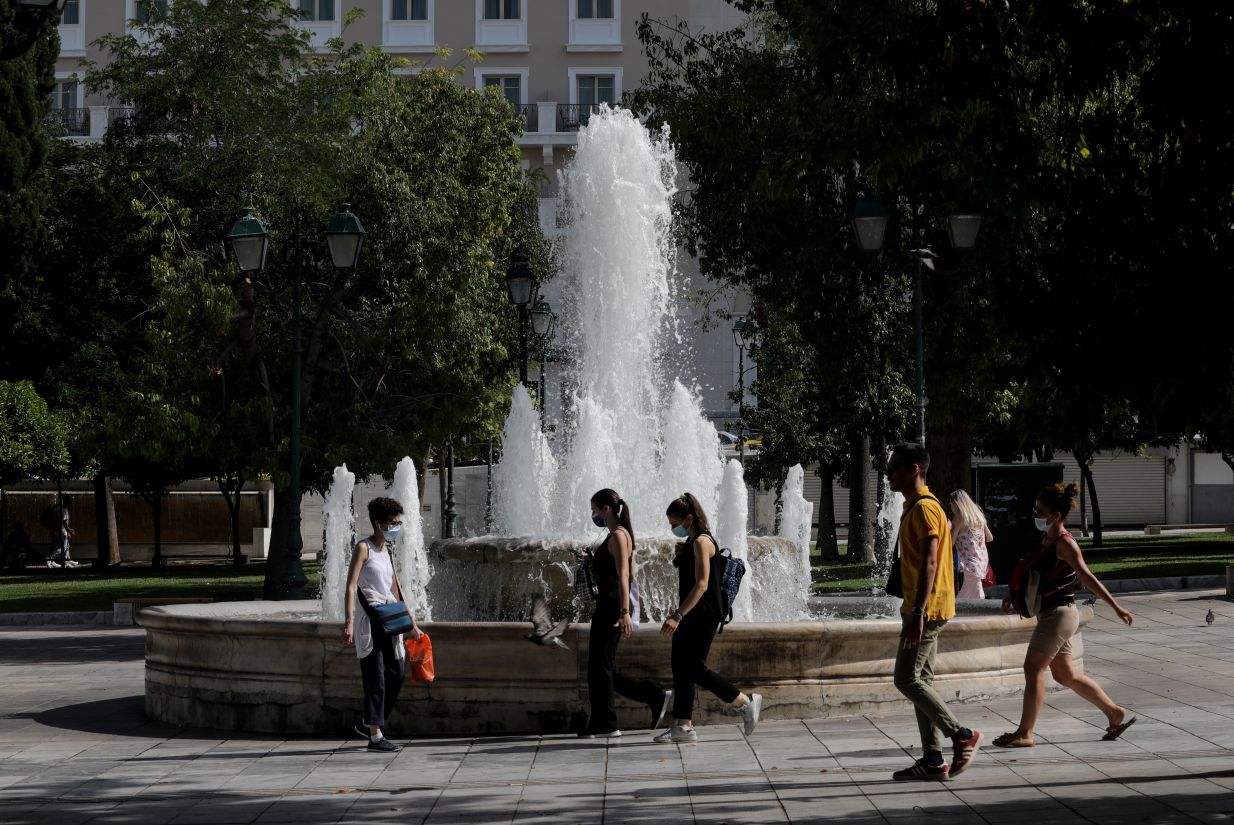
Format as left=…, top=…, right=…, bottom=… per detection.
left=587, top=606, right=664, bottom=733
left=360, top=629, right=404, bottom=729
left=671, top=604, right=740, bottom=720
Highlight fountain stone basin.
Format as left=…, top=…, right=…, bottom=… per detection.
left=425, top=535, right=808, bottom=623
left=140, top=600, right=1089, bottom=735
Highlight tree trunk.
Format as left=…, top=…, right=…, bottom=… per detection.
left=816, top=465, right=840, bottom=561
left=150, top=491, right=163, bottom=570
left=218, top=476, right=246, bottom=567
left=263, top=485, right=298, bottom=600
left=1078, top=454, right=1103, bottom=547
left=847, top=434, right=875, bottom=563
left=92, top=474, right=120, bottom=568
left=438, top=448, right=447, bottom=537
left=925, top=419, right=972, bottom=508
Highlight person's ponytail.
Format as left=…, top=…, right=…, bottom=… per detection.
left=616, top=497, right=635, bottom=545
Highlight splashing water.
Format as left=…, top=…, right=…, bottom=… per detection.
left=390, top=457, right=431, bottom=622
left=321, top=464, right=355, bottom=621
left=496, top=106, right=724, bottom=538
left=492, top=385, right=558, bottom=537
left=778, top=464, right=814, bottom=583
left=873, top=473, right=905, bottom=593
left=714, top=459, right=753, bottom=622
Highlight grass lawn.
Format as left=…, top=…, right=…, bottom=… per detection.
left=0, top=563, right=322, bottom=613
left=812, top=532, right=1234, bottom=594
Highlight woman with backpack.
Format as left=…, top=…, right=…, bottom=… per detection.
left=581, top=488, right=672, bottom=739
left=655, top=492, right=762, bottom=743
left=995, top=482, right=1136, bottom=748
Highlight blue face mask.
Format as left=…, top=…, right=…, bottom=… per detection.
left=671, top=525, right=689, bottom=538
left=591, top=514, right=606, bottom=527
left=384, top=524, right=402, bottom=541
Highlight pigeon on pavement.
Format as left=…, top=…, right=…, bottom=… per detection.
left=1205, top=609, right=1215, bottom=626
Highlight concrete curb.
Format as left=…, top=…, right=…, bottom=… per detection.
left=0, top=611, right=114, bottom=627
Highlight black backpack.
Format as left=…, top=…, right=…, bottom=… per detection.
left=711, top=548, right=747, bottom=633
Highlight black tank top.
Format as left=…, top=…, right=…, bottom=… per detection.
left=592, top=531, right=627, bottom=607
left=674, top=532, right=721, bottom=611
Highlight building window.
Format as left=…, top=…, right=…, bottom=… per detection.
left=49, top=80, right=80, bottom=111
left=484, top=75, right=521, bottom=108
left=577, top=75, right=615, bottom=106
left=135, top=0, right=168, bottom=24
left=484, top=0, right=519, bottom=19
left=391, top=0, right=428, bottom=20
left=577, top=0, right=613, bottom=19
left=299, top=0, right=334, bottom=22
left=61, top=0, right=80, bottom=25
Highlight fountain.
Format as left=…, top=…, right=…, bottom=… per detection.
left=141, top=108, right=1070, bottom=736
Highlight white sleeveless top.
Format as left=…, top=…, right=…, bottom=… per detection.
left=353, top=538, right=404, bottom=661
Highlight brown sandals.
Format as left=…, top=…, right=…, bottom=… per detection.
left=1102, top=716, right=1137, bottom=741
left=993, top=732, right=1034, bottom=748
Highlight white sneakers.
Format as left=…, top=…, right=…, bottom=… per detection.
left=654, top=724, right=697, bottom=743
left=740, top=693, right=763, bottom=736
left=653, top=692, right=764, bottom=743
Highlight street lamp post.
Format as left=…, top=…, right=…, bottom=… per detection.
left=530, top=300, right=555, bottom=429
left=852, top=199, right=981, bottom=446
left=226, top=202, right=364, bottom=599
left=505, top=253, right=534, bottom=386
left=732, top=318, right=749, bottom=465
left=444, top=442, right=457, bottom=539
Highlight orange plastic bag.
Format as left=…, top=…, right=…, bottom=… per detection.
left=404, top=632, right=435, bottom=684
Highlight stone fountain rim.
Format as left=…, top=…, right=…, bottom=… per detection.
left=137, top=599, right=1065, bottom=638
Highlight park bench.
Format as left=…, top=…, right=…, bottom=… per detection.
left=113, top=595, right=214, bottom=626
left=1142, top=523, right=1234, bottom=535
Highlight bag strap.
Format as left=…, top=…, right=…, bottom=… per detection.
left=892, top=493, right=941, bottom=561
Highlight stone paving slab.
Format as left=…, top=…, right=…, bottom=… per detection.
left=2, top=590, right=1232, bottom=824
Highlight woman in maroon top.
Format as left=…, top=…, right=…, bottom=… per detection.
left=995, top=482, right=1136, bottom=747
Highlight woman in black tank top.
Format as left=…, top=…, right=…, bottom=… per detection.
left=579, top=489, right=671, bottom=739
left=653, top=493, right=762, bottom=744
left=995, top=482, right=1136, bottom=748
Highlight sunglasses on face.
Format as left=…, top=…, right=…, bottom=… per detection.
left=886, top=461, right=908, bottom=474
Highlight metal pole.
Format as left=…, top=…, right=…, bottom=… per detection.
left=485, top=436, right=494, bottom=534
left=913, top=260, right=926, bottom=446
left=518, top=304, right=529, bottom=386
left=445, top=442, right=457, bottom=539
left=284, top=213, right=308, bottom=598
left=737, top=345, right=746, bottom=466
left=539, top=346, right=547, bottom=432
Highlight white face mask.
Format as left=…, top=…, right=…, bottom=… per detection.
left=1033, top=517, right=1049, bottom=532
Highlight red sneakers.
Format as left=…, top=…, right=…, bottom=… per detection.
left=950, top=729, right=982, bottom=777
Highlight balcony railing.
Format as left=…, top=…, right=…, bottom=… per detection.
left=108, top=107, right=136, bottom=127
left=517, top=104, right=537, bottom=133
left=45, top=107, right=90, bottom=137
left=557, top=103, right=606, bottom=132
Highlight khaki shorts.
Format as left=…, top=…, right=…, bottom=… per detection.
left=1027, top=603, right=1080, bottom=659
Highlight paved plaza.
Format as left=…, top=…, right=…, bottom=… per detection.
left=2, top=590, right=1232, bottom=824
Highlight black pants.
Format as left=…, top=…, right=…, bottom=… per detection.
left=587, top=607, right=664, bottom=733
left=671, top=604, right=740, bottom=719
left=360, top=629, right=404, bottom=729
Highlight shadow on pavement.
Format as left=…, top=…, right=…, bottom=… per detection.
left=0, top=629, right=144, bottom=665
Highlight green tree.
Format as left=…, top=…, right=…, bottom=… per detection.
left=0, top=380, right=69, bottom=486
left=0, top=1, right=58, bottom=379
left=82, top=0, right=531, bottom=596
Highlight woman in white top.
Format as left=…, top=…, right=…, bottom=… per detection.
left=949, top=490, right=993, bottom=599
left=342, top=496, right=422, bottom=752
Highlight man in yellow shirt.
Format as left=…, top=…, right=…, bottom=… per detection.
left=887, top=442, right=982, bottom=781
